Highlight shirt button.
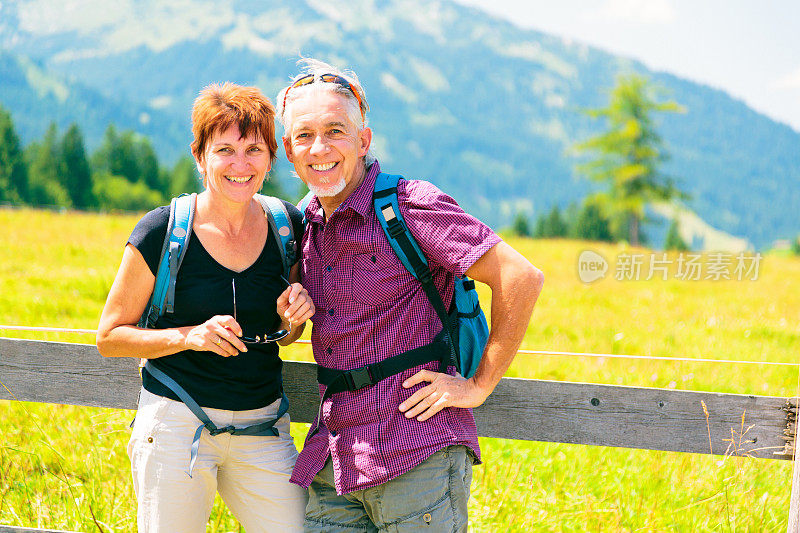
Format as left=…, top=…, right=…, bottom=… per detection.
left=330, top=430, right=337, bottom=437
left=147, top=436, right=153, bottom=443
left=326, top=347, right=332, bottom=354
left=326, top=265, right=332, bottom=272
left=423, top=513, right=432, bottom=523
left=328, top=309, right=335, bottom=316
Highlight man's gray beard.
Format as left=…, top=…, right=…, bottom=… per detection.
left=305, top=177, right=348, bottom=197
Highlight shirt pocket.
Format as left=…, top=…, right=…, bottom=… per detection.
left=350, top=252, right=400, bottom=307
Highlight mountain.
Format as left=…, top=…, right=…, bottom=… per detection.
left=0, top=50, right=179, bottom=150
left=1, top=0, right=798, bottom=249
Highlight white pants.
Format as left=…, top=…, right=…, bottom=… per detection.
left=128, top=387, right=307, bottom=532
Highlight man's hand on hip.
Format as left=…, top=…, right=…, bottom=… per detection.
left=398, top=370, right=491, bottom=422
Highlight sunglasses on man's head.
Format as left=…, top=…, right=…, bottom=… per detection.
left=282, top=73, right=367, bottom=122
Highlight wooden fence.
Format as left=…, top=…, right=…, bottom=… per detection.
left=1, top=337, right=798, bottom=532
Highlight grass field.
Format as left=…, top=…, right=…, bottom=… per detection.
left=1, top=207, right=799, bottom=532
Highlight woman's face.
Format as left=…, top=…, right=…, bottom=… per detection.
left=195, top=124, right=271, bottom=205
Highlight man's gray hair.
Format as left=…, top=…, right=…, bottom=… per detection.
left=277, top=58, right=375, bottom=165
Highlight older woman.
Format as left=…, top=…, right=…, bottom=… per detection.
left=97, top=83, right=310, bottom=532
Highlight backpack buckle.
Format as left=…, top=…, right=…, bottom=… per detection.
left=208, top=424, right=236, bottom=436
left=346, top=366, right=374, bottom=391
left=146, top=306, right=161, bottom=328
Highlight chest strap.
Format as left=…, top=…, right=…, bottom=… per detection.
left=144, top=361, right=289, bottom=478
left=309, top=332, right=450, bottom=437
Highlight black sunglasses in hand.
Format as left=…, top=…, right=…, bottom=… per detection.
left=232, top=276, right=293, bottom=344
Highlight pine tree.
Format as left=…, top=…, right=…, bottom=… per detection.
left=533, top=212, right=547, bottom=238
left=91, top=124, right=118, bottom=176
left=92, top=125, right=140, bottom=184
left=60, top=124, right=94, bottom=209
left=136, top=137, right=161, bottom=190
left=574, top=201, right=613, bottom=242
left=511, top=211, right=531, bottom=237
left=534, top=206, right=568, bottom=238
left=575, top=74, right=686, bottom=246
left=24, top=122, right=70, bottom=206
left=544, top=205, right=568, bottom=237
left=664, top=219, right=689, bottom=251
left=0, top=105, right=28, bottom=204
left=114, top=131, right=142, bottom=183
left=564, top=202, right=580, bottom=238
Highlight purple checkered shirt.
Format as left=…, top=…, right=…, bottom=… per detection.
left=290, top=161, right=501, bottom=494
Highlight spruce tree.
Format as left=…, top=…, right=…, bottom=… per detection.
left=533, top=212, right=547, bottom=238
left=664, top=219, right=689, bottom=251
left=114, top=130, right=142, bottom=183
left=136, top=137, right=161, bottom=190
left=533, top=206, right=568, bottom=238
left=0, top=105, right=28, bottom=204
left=25, top=122, right=70, bottom=206
left=60, top=124, right=94, bottom=209
left=544, top=205, right=568, bottom=238
left=574, top=202, right=613, bottom=242
left=511, top=211, right=531, bottom=237
left=92, top=125, right=140, bottom=184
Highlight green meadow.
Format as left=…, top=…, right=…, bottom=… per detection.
left=1, top=207, right=799, bottom=532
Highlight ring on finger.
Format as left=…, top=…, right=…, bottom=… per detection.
left=214, top=336, right=222, bottom=346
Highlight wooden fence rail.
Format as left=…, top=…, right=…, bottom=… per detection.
left=1, top=337, right=797, bottom=532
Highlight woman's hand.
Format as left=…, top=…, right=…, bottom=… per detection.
left=277, top=283, right=315, bottom=327
left=185, top=315, right=247, bottom=357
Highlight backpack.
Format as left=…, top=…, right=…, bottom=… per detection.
left=373, top=173, right=489, bottom=378
left=139, top=192, right=298, bottom=328
left=300, top=172, right=489, bottom=378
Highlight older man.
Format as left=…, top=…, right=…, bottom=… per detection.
left=278, top=59, right=543, bottom=532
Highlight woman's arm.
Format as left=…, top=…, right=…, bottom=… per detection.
left=277, top=262, right=314, bottom=346
left=96, top=244, right=247, bottom=358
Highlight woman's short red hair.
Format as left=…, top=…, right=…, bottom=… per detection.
left=191, top=83, right=278, bottom=163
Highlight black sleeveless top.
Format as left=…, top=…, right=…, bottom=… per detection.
left=128, top=201, right=303, bottom=410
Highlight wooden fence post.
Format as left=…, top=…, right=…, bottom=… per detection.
left=787, top=397, right=799, bottom=533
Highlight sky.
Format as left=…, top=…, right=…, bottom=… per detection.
left=454, top=0, right=800, bottom=133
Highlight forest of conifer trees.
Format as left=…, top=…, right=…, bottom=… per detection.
left=0, top=103, right=285, bottom=212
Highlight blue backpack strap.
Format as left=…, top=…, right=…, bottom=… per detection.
left=373, top=173, right=429, bottom=277
left=144, top=361, right=289, bottom=477
left=298, top=190, right=315, bottom=225
left=139, top=193, right=196, bottom=328
left=373, top=173, right=456, bottom=373
left=257, top=195, right=297, bottom=278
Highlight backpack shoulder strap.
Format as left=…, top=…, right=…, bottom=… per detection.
left=373, top=173, right=430, bottom=279
left=298, top=190, right=315, bottom=225
left=256, top=195, right=297, bottom=278
left=139, top=193, right=196, bottom=328
left=373, top=173, right=455, bottom=372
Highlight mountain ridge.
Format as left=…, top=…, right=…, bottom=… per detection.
left=1, top=0, right=798, bottom=249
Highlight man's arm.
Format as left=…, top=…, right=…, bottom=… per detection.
left=398, top=241, right=543, bottom=421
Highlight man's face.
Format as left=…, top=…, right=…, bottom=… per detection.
left=283, top=90, right=371, bottom=203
